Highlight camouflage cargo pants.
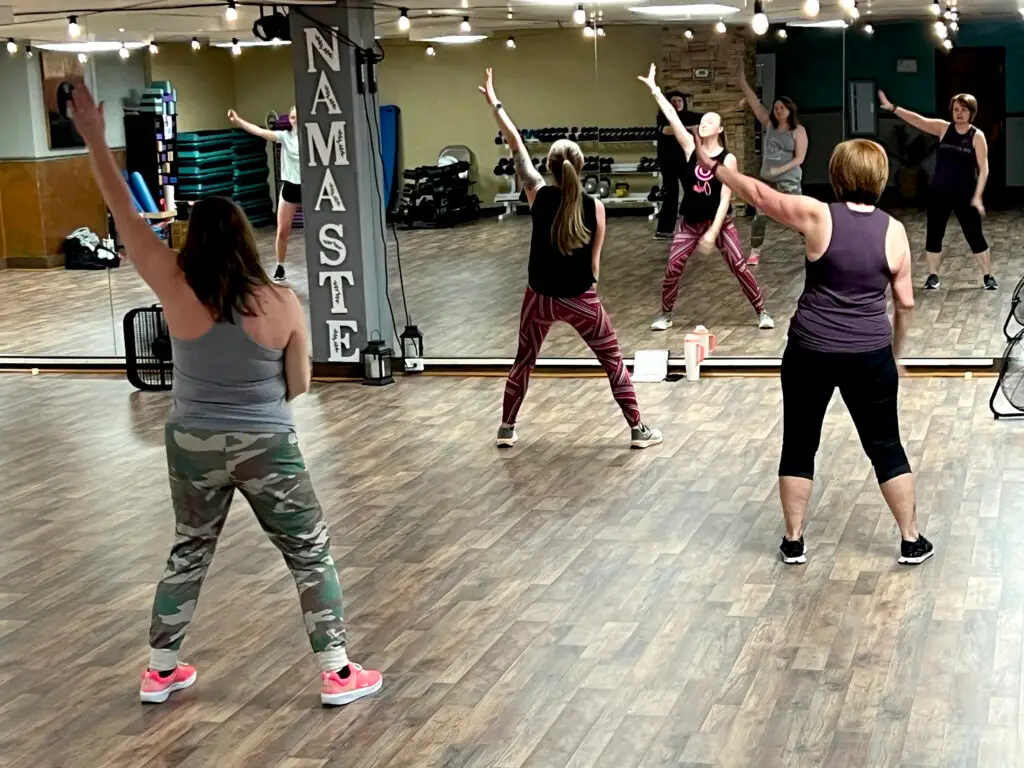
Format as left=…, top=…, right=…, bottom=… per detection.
left=750, top=177, right=803, bottom=250
left=148, top=423, right=348, bottom=672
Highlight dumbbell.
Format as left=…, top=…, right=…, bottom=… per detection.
left=614, top=182, right=630, bottom=198
left=583, top=175, right=599, bottom=195
left=597, top=177, right=612, bottom=198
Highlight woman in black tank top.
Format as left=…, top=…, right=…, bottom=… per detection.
left=878, top=90, right=996, bottom=291
left=637, top=65, right=774, bottom=333
left=478, top=68, right=662, bottom=451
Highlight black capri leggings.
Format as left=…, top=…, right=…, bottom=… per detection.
left=925, top=190, right=988, bottom=254
left=779, top=341, right=911, bottom=484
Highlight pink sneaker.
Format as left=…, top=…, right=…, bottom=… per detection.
left=747, top=253, right=760, bottom=266
left=320, top=662, right=382, bottom=707
left=139, top=663, right=197, bottom=704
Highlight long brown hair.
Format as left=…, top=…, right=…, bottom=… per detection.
left=177, top=196, right=273, bottom=321
left=547, top=139, right=590, bottom=255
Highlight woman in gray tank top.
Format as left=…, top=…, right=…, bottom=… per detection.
left=69, top=84, right=382, bottom=709
left=739, top=76, right=808, bottom=266
left=691, top=135, right=934, bottom=569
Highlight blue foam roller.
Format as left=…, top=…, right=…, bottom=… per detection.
left=130, top=171, right=159, bottom=212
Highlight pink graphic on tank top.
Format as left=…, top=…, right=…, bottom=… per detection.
left=693, top=163, right=713, bottom=195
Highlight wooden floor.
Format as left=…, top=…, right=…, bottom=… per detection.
left=1, top=207, right=1020, bottom=360
left=2, top=371, right=1024, bottom=766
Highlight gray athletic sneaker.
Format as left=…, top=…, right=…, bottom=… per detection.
left=630, top=424, right=663, bottom=449
left=496, top=425, right=518, bottom=447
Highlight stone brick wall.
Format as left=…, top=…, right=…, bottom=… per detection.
left=659, top=26, right=759, bottom=198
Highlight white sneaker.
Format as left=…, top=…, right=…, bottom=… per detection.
left=651, top=314, right=673, bottom=331
left=758, top=311, right=775, bottom=330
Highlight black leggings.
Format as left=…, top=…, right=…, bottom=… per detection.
left=925, top=189, right=988, bottom=254
left=779, top=342, right=911, bottom=484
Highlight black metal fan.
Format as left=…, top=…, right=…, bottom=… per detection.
left=124, top=305, right=173, bottom=391
left=990, top=329, right=1024, bottom=418
left=1003, top=274, right=1024, bottom=341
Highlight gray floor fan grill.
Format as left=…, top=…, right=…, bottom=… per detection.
left=1003, top=274, right=1024, bottom=341
left=124, top=305, right=173, bottom=391
left=991, top=277, right=1024, bottom=417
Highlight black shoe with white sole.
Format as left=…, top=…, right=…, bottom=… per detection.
left=924, top=273, right=940, bottom=290
left=984, top=274, right=998, bottom=290
left=898, top=534, right=934, bottom=564
left=779, top=535, right=806, bottom=565
left=273, top=264, right=286, bottom=282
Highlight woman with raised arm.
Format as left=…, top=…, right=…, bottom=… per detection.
left=739, top=75, right=807, bottom=266
left=228, top=106, right=300, bottom=284
left=479, top=68, right=662, bottom=450
left=689, top=125, right=934, bottom=567
left=878, top=89, right=996, bottom=290
left=638, top=65, right=774, bottom=333
left=68, top=85, right=382, bottom=707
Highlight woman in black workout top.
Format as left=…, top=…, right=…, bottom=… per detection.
left=878, top=90, right=996, bottom=291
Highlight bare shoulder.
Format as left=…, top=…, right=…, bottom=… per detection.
left=973, top=126, right=987, bottom=142
left=594, top=197, right=605, bottom=213
left=723, top=153, right=738, bottom=169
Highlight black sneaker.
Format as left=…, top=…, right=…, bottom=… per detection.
left=924, top=273, right=940, bottom=290
left=779, top=535, right=806, bottom=565
left=898, top=534, right=934, bottom=565
left=273, top=264, right=286, bottom=282
left=653, top=231, right=673, bottom=240
left=984, top=274, right=998, bottom=290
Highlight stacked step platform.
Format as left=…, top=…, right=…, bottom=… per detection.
left=176, top=129, right=274, bottom=227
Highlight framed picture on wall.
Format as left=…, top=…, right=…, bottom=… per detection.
left=39, top=50, right=86, bottom=150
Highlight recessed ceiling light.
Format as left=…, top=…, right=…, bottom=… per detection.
left=628, top=4, right=741, bottom=16
left=37, top=41, right=148, bottom=53
left=786, top=18, right=847, bottom=26
left=422, top=34, right=487, bottom=43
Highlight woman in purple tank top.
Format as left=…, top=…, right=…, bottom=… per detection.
left=691, top=136, right=934, bottom=568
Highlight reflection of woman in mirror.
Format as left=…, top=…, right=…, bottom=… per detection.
left=67, top=84, right=383, bottom=708
left=878, top=90, right=996, bottom=291
left=639, top=65, right=774, bottom=333
left=478, top=68, right=663, bottom=450
left=739, top=76, right=807, bottom=266
left=690, top=132, right=933, bottom=568
left=654, top=91, right=703, bottom=239
left=228, top=106, right=300, bottom=285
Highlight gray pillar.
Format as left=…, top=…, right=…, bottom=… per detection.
left=290, top=2, right=391, bottom=369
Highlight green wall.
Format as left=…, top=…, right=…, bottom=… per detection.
left=763, top=20, right=1024, bottom=114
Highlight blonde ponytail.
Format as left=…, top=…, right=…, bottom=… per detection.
left=551, top=158, right=590, bottom=255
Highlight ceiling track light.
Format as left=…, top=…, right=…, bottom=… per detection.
left=118, top=42, right=129, bottom=59
left=752, top=0, right=769, bottom=35
left=460, top=15, right=471, bottom=32
left=425, top=44, right=435, bottom=56
left=68, top=16, right=80, bottom=38
left=77, top=52, right=87, bottom=63
left=583, top=20, right=596, bottom=37
left=863, top=22, right=873, bottom=34
left=149, top=42, right=159, bottom=54
left=683, top=28, right=694, bottom=39
left=850, top=1, right=860, bottom=20
left=573, top=4, right=586, bottom=25
left=25, top=45, right=32, bottom=58
left=506, top=36, right=516, bottom=48
left=191, top=36, right=201, bottom=50
left=597, top=24, right=605, bottom=36
left=930, top=0, right=941, bottom=15
left=231, top=37, right=241, bottom=55
left=802, top=0, right=820, bottom=16
left=226, top=0, right=238, bottom=22
left=398, top=8, right=410, bottom=31
left=714, top=19, right=726, bottom=33
left=6, top=38, right=16, bottom=54
left=776, top=27, right=788, bottom=39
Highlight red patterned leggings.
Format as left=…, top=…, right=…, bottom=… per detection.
left=662, top=218, right=765, bottom=315
left=502, top=287, right=641, bottom=427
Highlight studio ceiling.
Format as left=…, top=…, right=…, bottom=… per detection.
left=0, top=0, right=1020, bottom=46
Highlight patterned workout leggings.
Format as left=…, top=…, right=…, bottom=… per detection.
left=147, top=424, right=349, bottom=674
left=662, top=218, right=765, bottom=315
left=503, top=287, right=641, bottom=428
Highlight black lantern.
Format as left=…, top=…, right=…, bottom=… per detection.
left=361, top=339, right=394, bottom=386
left=400, top=324, right=424, bottom=373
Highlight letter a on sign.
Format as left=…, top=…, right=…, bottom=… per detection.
left=311, top=71, right=342, bottom=115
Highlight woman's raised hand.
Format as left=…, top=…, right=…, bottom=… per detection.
left=637, top=63, right=658, bottom=92
left=877, top=90, right=895, bottom=112
left=478, top=68, right=498, bottom=106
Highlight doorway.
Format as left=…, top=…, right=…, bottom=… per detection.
left=935, top=46, right=1006, bottom=196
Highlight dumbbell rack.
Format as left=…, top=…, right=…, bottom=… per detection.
left=494, top=129, right=662, bottom=221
